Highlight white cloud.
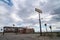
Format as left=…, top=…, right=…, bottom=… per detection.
left=12, top=0, right=26, bottom=10
left=12, top=0, right=19, bottom=9
left=41, top=13, right=53, bottom=21
left=28, top=12, right=38, bottom=20
left=28, top=12, right=53, bottom=22
left=19, top=0, right=26, bottom=3
left=0, top=0, right=60, bottom=32
left=0, top=5, right=9, bottom=14
left=32, top=0, right=48, bottom=7
left=10, top=13, right=23, bottom=22
left=52, top=22, right=60, bottom=30
left=34, top=23, right=39, bottom=27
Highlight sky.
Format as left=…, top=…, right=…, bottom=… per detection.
left=0, top=0, right=60, bottom=32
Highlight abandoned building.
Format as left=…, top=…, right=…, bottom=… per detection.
left=3, top=26, right=35, bottom=34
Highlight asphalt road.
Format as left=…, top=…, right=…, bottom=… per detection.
left=0, top=33, right=60, bottom=40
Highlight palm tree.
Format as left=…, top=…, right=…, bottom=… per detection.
left=49, top=26, right=52, bottom=32
left=13, top=24, right=15, bottom=27
left=44, top=23, right=47, bottom=32
left=49, top=25, right=52, bottom=36
left=1, top=29, right=2, bottom=31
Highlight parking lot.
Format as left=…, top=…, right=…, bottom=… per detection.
left=0, top=33, right=60, bottom=40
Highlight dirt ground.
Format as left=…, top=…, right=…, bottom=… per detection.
left=0, top=33, right=60, bottom=40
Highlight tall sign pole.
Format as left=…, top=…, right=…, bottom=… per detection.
left=35, top=8, right=42, bottom=36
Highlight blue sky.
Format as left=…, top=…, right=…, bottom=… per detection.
left=0, top=0, right=13, bottom=6
left=0, top=0, right=60, bottom=32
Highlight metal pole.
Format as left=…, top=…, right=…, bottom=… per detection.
left=39, top=13, right=42, bottom=36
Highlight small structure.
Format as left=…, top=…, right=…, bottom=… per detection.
left=26, top=28, right=34, bottom=33
left=3, top=26, right=34, bottom=35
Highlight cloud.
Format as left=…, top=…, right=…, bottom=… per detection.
left=0, top=0, right=60, bottom=32
left=10, top=13, right=23, bottom=22
left=0, top=6, right=8, bottom=14
left=0, top=0, right=13, bottom=6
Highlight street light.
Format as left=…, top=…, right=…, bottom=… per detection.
left=35, top=8, right=42, bottom=36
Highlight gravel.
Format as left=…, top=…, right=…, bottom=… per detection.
left=0, top=33, right=60, bottom=40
